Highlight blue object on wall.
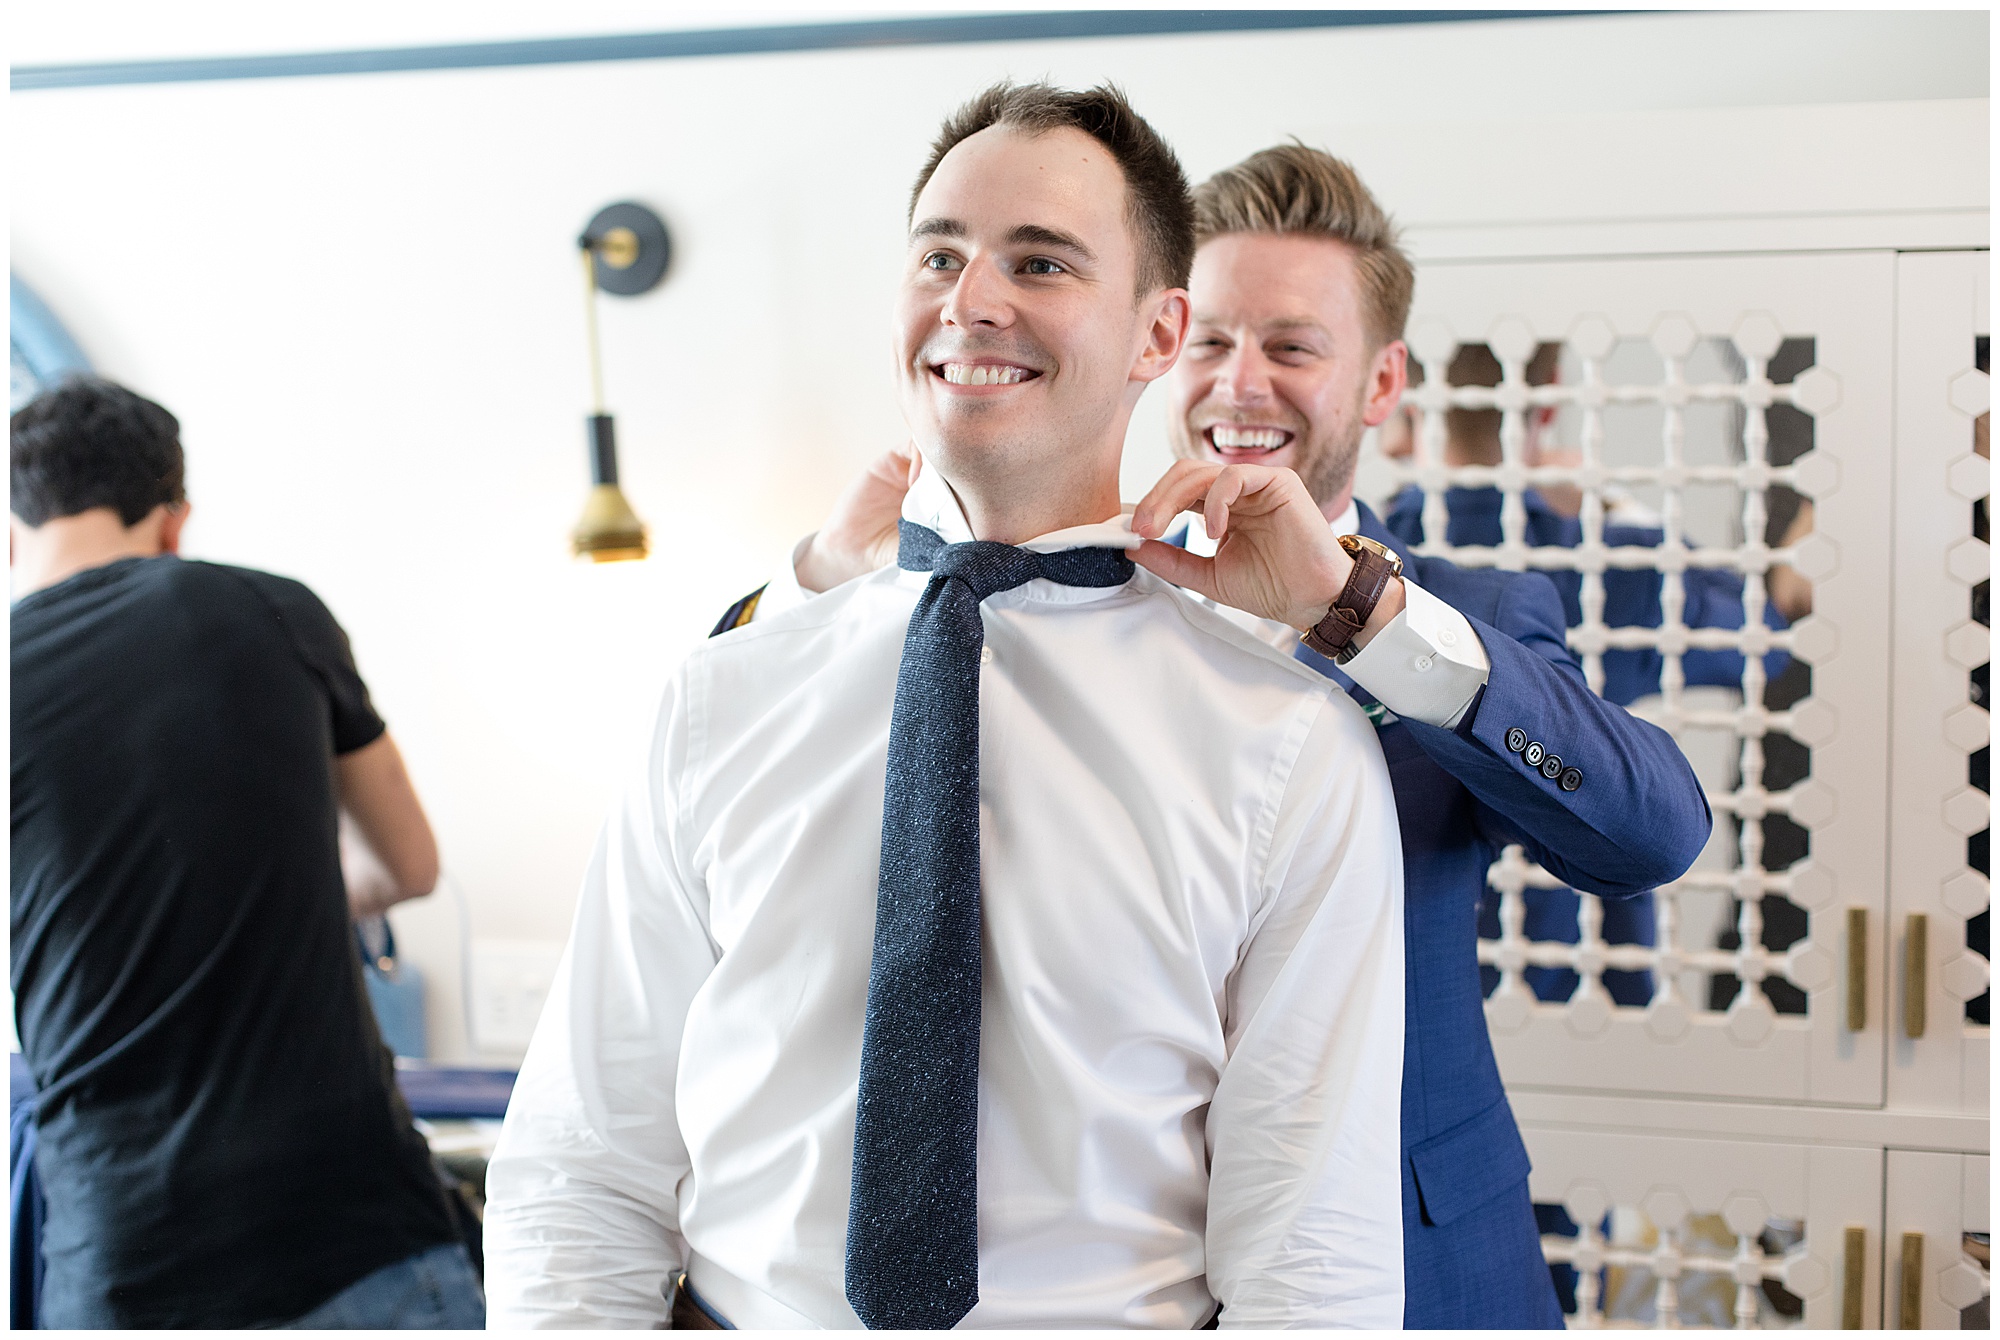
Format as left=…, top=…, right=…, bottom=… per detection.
left=10, top=275, right=90, bottom=411
left=394, top=1065, right=517, bottom=1120
left=357, top=916, right=429, bottom=1060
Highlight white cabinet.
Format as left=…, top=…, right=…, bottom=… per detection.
left=1386, top=246, right=1988, bottom=1326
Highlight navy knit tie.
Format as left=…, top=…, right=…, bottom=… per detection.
left=845, top=520, right=1134, bottom=1330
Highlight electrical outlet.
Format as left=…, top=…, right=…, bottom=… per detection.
left=470, top=939, right=564, bottom=1055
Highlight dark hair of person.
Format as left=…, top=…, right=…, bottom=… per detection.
left=910, top=80, right=1195, bottom=297
left=10, top=376, right=186, bottom=527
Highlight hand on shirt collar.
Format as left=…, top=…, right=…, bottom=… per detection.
left=1127, top=459, right=1406, bottom=642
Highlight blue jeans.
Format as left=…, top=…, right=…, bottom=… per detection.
left=279, top=1243, right=484, bottom=1329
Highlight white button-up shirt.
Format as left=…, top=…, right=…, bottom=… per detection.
left=757, top=497, right=1493, bottom=729
left=484, top=469, right=1407, bottom=1329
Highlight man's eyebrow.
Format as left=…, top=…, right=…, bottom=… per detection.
left=910, top=217, right=966, bottom=242
left=1008, top=224, right=1096, bottom=264
left=1193, top=313, right=1329, bottom=335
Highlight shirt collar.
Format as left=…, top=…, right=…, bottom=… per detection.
left=900, top=459, right=1140, bottom=554
left=1185, top=498, right=1361, bottom=557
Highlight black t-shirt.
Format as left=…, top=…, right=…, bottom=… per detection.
left=10, top=556, right=457, bottom=1328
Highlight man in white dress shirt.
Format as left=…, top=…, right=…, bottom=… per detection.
left=484, top=83, right=1406, bottom=1330
left=748, top=145, right=1710, bottom=1328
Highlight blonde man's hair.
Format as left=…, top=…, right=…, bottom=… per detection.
left=1192, top=144, right=1414, bottom=349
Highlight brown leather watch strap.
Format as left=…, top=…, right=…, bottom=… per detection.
left=1302, top=538, right=1399, bottom=663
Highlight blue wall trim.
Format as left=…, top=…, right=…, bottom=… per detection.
left=12, top=10, right=1589, bottom=91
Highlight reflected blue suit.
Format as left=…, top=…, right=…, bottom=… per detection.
left=1383, top=485, right=1786, bottom=1008
left=1181, top=500, right=1712, bottom=1327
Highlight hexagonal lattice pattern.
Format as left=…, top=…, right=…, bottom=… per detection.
left=1651, top=314, right=1701, bottom=360
left=1790, top=534, right=1839, bottom=583
left=1726, top=994, right=1777, bottom=1045
left=1946, top=536, right=1990, bottom=585
left=1789, top=366, right=1841, bottom=415
left=1946, top=452, right=1989, bottom=501
left=1939, top=953, right=1990, bottom=1002
left=1944, top=788, right=1990, bottom=835
left=1944, top=703, right=1989, bottom=752
left=1427, top=322, right=1845, bottom=1044
left=1788, top=616, right=1838, bottom=665
left=1787, top=699, right=1838, bottom=747
left=1787, top=861, right=1837, bottom=911
left=1937, top=1259, right=1988, bottom=1310
left=1791, top=449, right=1840, bottom=499
left=1540, top=1186, right=1818, bottom=1327
left=1945, top=621, right=1990, bottom=668
left=1732, top=313, right=1785, bottom=361
left=1785, top=943, right=1833, bottom=992
left=1946, top=367, right=1990, bottom=418
left=1941, top=870, right=1990, bottom=920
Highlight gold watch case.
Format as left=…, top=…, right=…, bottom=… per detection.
left=1338, top=533, right=1404, bottom=578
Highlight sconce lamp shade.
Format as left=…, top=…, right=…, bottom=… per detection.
left=571, top=413, right=648, bottom=562
left=580, top=202, right=672, bottom=297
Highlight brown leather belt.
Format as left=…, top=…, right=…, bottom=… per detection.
left=671, top=1274, right=725, bottom=1330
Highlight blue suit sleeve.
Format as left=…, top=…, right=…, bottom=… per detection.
left=1396, top=573, right=1713, bottom=897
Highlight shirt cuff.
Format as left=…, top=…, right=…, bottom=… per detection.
left=1341, top=575, right=1491, bottom=728
left=746, top=534, right=817, bottom=624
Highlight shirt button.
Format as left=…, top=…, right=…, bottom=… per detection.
left=1414, top=654, right=1434, bottom=672
left=980, top=647, right=993, bottom=665
left=1439, top=628, right=1458, bottom=647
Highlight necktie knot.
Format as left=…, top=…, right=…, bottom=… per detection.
left=897, top=519, right=1133, bottom=602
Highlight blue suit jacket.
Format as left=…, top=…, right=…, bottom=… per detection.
left=1382, top=485, right=1790, bottom=707
left=1383, top=486, right=1782, bottom=1009
left=1185, top=502, right=1710, bottom=1327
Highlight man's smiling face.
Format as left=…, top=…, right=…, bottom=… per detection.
left=896, top=124, right=1159, bottom=505
left=1167, top=231, right=1402, bottom=509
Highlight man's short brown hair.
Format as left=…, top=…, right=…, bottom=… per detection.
left=1192, top=144, right=1414, bottom=349
left=910, top=81, right=1194, bottom=297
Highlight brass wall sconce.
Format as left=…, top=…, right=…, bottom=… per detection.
left=572, top=201, right=672, bottom=562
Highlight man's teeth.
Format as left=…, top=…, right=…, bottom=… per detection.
left=1210, top=426, right=1288, bottom=451
left=941, top=363, right=1031, bottom=386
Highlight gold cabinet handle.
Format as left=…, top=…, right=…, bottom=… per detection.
left=1847, top=907, right=1868, bottom=1032
left=1842, top=1226, right=1865, bottom=1328
left=1900, top=1231, right=1924, bottom=1329
left=1904, top=913, right=1928, bottom=1039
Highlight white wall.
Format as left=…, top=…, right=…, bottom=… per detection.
left=10, top=9, right=1988, bottom=1060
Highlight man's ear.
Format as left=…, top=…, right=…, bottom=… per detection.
left=1360, top=339, right=1409, bottom=428
left=1131, top=288, right=1192, bottom=386
left=158, top=502, right=192, bottom=554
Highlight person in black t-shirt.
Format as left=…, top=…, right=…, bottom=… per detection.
left=9, top=377, right=482, bottom=1328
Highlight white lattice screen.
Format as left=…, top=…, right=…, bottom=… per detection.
left=1377, top=249, right=1988, bottom=1328
left=1389, top=314, right=1837, bottom=1050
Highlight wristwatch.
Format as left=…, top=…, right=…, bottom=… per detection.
left=1301, top=535, right=1404, bottom=663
